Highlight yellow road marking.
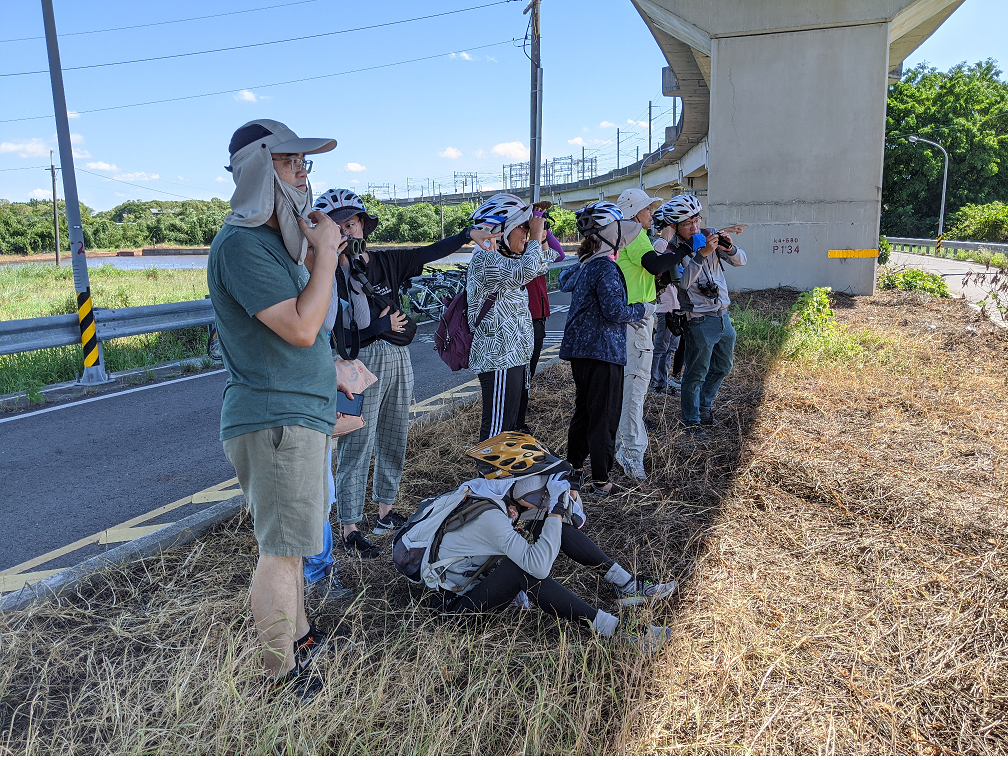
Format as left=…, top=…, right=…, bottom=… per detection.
left=0, top=569, right=69, bottom=594
left=98, top=524, right=172, bottom=545
left=191, top=488, right=243, bottom=503
left=0, top=477, right=239, bottom=579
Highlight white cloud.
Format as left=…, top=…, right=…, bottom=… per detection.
left=439, top=146, right=462, bottom=159
left=85, top=161, right=119, bottom=171
left=600, top=121, right=616, bottom=128
left=234, top=89, right=265, bottom=103
left=67, top=110, right=80, bottom=119
left=449, top=51, right=476, bottom=61
left=0, top=138, right=49, bottom=158
left=177, top=175, right=186, bottom=181
left=567, top=137, right=584, bottom=146
left=349, top=179, right=360, bottom=184
left=344, top=162, right=367, bottom=172
left=627, top=119, right=648, bottom=127
left=70, top=133, right=85, bottom=144
left=491, top=141, right=529, bottom=160
left=486, top=55, right=497, bottom=62
left=114, top=192, right=129, bottom=197
left=215, top=176, right=228, bottom=183
left=474, top=148, right=486, bottom=158
left=115, top=171, right=159, bottom=181
left=29, top=187, right=51, bottom=200
left=72, top=148, right=91, bottom=159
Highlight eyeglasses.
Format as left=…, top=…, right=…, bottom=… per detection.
left=272, top=156, right=313, bottom=174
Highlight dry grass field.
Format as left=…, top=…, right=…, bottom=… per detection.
left=0, top=286, right=1005, bottom=754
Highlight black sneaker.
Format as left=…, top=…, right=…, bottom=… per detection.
left=699, top=408, right=724, bottom=427
left=373, top=510, right=407, bottom=536
left=270, top=662, right=324, bottom=704
left=581, top=481, right=626, bottom=500
left=294, top=620, right=353, bottom=670
left=342, top=530, right=380, bottom=559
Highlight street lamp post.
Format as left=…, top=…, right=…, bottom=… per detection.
left=907, top=134, right=949, bottom=251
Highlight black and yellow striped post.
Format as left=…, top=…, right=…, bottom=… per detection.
left=43, top=0, right=109, bottom=384
left=76, top=288, right=100, bottom=369
left=936, top=233, right=943, bottom=253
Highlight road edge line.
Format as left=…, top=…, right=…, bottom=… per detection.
left=0, top=493, right=245, bottom=613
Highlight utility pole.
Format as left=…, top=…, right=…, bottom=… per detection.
left=525, top=0, right=542, bottom=203
left=648, top=100, right=652, bottom=154
left=439, top=190, right=445, bottom=240
left=582, top=146, right=585, bottom=180
left=617, top=128, right=620, bottom=170
left=50, top=150, right=60, bottom=267
left=42, top=0, right=107, bottom=384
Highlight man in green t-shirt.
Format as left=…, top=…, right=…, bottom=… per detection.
left=614, top=188, right=681, bottom=480
left=208, top=119, right=343, bottom=697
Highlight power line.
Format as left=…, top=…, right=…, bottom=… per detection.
left=0, top=1, right=318, bottom=44
left=77, top=168, right=193, bottom=200
left=0, top=38, right=515, bottom=124
left=0, top=165, right=49, bottom=172
left=0, top=0, right=517, bottom=78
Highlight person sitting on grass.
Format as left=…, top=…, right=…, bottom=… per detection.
left=392, top=432, right=677, bottom=651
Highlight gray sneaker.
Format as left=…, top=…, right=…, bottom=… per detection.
left=616, top=577, right=679, bottom=607
left=616, top=450, right=646, bottom=481
left=305, top=565, right=353, bottom=604
left=621, top=624, right=674, bottom=656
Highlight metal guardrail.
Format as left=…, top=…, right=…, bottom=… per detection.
left=887, top=236, right=1008, bottom=257
left=0, top=299, right=213, bottom=358
left=0, top=259, right=580, bottom=358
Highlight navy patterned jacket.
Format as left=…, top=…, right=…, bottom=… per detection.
left=559, top=256, right=648, bottom=366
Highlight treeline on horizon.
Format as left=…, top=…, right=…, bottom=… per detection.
left=0, top=193, right=579, bottom=256
left=3, top=58, right=1007, bottom=256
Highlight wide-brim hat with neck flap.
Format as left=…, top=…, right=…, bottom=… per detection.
left=226, top=119, right=336, bottom=169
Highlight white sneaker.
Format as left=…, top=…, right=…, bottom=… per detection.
left=621, top=624, right=673, bottom=656
left=615, top=450, right=641, bottom=481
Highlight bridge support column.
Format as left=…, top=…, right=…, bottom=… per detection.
left=707, top=23, right=890, bottom=295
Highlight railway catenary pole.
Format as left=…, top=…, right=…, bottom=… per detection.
left=42, top=0, right=108, bottom=384
left=525, top=0, right=542, bottom=203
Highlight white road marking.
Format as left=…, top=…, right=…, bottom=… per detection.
left=0, top=369, right=228, bottom=425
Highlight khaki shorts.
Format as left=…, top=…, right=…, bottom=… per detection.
left=223, top=425, right=330, bottom=557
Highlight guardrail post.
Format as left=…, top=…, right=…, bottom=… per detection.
left=42, top=0, right=109, bottom=385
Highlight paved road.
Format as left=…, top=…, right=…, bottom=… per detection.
left=890, top=251, right=1006, bottom=327
left=0, top=291, right=572, bottom=581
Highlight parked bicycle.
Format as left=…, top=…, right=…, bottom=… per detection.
left=404, top=266, right=467, bottom=321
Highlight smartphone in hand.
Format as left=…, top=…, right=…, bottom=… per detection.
left=336, top=393, right=364, bottom=417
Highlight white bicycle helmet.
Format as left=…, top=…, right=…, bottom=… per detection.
left=659, top=194, right=703, bottom=225
left=471, top=193, right=533, bottom=255
left=313, top=188, right=379, bottom=238
left=575, top=201, right=623, bottom=236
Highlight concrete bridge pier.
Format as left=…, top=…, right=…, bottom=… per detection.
left=632, top=0, right=965, bottom=295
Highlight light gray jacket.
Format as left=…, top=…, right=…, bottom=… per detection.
left=436, top=507, right=562, bottom=593
left=681, top=244, right=747, bottom=317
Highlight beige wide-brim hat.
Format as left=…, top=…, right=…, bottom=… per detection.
left=617, top=188, right=664, bottom=220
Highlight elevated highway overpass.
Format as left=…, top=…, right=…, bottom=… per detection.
left=428, top=0, right=966, bottom=297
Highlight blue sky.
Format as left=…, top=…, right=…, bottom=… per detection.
left=0, top=0, right=1003, bottom=211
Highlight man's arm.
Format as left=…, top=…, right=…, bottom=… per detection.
left=256, top=211, right=343, bottom=348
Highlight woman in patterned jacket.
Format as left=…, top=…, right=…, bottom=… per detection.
left=467, top=195, right=554, bottom=441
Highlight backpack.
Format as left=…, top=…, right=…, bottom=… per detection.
left=392, top=486, right=507, bottom=591
left=433, top=290, right=497, bottom=371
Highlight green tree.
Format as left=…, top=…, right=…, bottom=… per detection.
left=883, top=60, right=1008, bottom=237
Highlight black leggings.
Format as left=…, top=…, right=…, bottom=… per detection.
left=529, top=521, right=614, bottom=575
left=443, top=556, right=597, bottom=626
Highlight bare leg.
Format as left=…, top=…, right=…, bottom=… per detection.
left=377, top=502, right=393, bottom=519
left=342, top=523, right=358, bottom=539
left=250, top=554, right=310, bottom=677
